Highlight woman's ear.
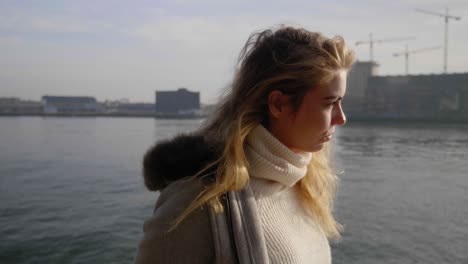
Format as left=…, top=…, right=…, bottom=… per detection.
left=268, top=90, right=290, bottom=118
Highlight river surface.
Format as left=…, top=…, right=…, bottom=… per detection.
left=0, top=117, right=467, bottom=263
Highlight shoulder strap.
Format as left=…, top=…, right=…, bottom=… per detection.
left=227, top=186, right=270, bottom=264
left=209, top=194, right=240, bottom=264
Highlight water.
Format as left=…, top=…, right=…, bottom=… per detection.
left=0, top=117, right=467, bottom=263
left=332, top=123, right=468, bottom=264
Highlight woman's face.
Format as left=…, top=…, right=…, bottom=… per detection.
left=269, top=70, right=347, bottom=153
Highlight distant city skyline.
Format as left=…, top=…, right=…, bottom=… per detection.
left=1, top=0, right=468, bottom=103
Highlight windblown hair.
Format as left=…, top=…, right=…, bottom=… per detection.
left=175, top=26, right=355, bottom=239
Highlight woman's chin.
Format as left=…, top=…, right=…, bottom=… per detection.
left=309, top=144, right=325, bottom=152
left=299, top=143, right=325, bottom=153
left=290, top=141, right=328, bottom=153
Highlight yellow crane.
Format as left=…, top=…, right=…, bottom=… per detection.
left=415, top=8, right=461, bottom=73
left=355, top=33, right=415, bottom=62
left=393, top=45, right=441, bottom=75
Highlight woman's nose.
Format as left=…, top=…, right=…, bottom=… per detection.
left=333, top=104, right=346, bottom=126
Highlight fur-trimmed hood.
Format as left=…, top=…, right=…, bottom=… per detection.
left=142, top=134, right=223, bottom=191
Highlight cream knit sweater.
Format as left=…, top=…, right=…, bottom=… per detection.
left=245, top=125, right=331, bottom=264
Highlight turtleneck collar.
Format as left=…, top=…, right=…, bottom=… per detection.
left=245, top=125, right=312, bottom=187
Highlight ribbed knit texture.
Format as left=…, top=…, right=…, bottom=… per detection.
left=245, top=125, right=331, bottom=264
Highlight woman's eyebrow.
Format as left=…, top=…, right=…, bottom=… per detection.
left=323, top=96, right=342, bottom=101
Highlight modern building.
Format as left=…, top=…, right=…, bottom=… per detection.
left=41, top=96, right=98, bottom=114
left=101, top=100, right=155, bottom=115
left=155, top=88, right=200, bottom=114
left=345, top=61, right=468, bottom=122
left=343, top=61, right=379, bottom=115
left=0, top=97, right=42, bottom=114
left=366, top=73, right=468, bottom=121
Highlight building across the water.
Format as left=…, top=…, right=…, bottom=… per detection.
left=155, top=88, right=200, bottom=117
left=0, top=97, right=42, bottom=114
left=345, top=61, right=468, bottom=122
left=101, top=100, right=155, bottom=115
left=42, top=96, right=98, bottom=114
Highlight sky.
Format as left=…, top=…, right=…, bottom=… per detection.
left=1, top=0, right=468, bottom=103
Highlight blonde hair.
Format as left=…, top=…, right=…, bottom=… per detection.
left=174, top=26, right=355, bottom=239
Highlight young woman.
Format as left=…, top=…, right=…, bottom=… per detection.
left=135, top=26, right=355, bottom=264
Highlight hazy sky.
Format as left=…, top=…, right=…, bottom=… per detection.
left=1, top=0, right=467, bottom=103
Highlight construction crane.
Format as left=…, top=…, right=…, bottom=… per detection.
left=415, top=7, right=461, bottom=73
left=393, top=45, right=441, bottom=75
left=355, top=33, right=415, bottom=62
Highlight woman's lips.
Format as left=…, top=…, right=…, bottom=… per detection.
left=321, top=133, right=333, bottom=142
left=319, top=130, right=334, bottom=143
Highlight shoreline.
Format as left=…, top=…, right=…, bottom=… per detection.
left=1, top=113, right=468, bottom=123
left=0, top=113, right=206, bottom=119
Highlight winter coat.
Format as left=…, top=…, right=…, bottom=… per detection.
left=134, top=134, right=270, bottom=264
